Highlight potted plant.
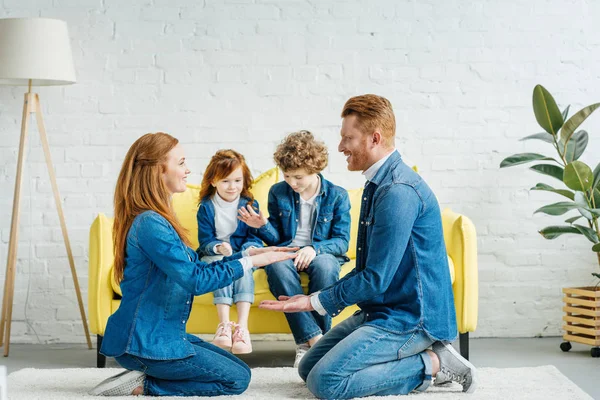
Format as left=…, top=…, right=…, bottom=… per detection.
left=500, top=85, right=600, bottom=358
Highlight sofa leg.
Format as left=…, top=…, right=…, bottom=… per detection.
left=97, top=335, right=107, bottom=368
left=459, top=332, right=469, bottom=360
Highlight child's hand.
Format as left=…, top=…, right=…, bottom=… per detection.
left=294, top=246, right=316, bottom=271
left=216, top=242, right=233, bottom=256
left=238, top=205, right=268, bottom=228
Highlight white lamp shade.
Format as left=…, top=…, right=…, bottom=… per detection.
left=0, top=18, right=76, bottom=86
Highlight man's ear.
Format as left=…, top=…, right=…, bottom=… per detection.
left=371, top=131, right=382, bottom=146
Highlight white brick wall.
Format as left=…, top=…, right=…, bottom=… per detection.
left=1, top=0, right=599, bottom=343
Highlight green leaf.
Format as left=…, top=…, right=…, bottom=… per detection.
left=593, top=188, right=600, bottom=209
left=500, top=153, right=556, bottom=168
left=593, top=272, right=600, bottom=279
left=520, top=132, right=555, bottom=144
left=592, top=243, right=600, bottom=252
left=539, top=225, right=581, bottom=239
left=533, top=85, right=564, bottom=135
left=530, top=183, right=574, bottom=200
left=593, top=162, right=600, bottom=190
left=575, top=191, right=593, bottom=220
left=573, top=224, right=600, bottom=243
left=588, top=208, right=600, bottom=217
left=562, top=130, right=588, bottom=162
left=562, top=105, right=571, bottom=121
left=565, top=216, right=582, bottom=224
left=563, top=161, right=593, bottom=191
left=561, top=102, right=600, bottom=144
left=534, top=201, right=580, bottom=216
left=529, top=164, right=564, bottom=182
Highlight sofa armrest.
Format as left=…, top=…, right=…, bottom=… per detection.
left=441, top=208, right=478, bottom=334
left=88, top=213, right=116, bottom=336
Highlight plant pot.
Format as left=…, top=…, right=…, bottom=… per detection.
left=561, top=286, right=600, bottom=358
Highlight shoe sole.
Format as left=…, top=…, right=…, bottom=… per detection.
left=212, top=341, right=232, bottom=351
left=88, top=370, right=144, bottom=396
left=232, top=348, right=252, bottom=355
left=441, top=343, right=478, bottom=394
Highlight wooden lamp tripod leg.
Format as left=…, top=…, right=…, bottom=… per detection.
left=0, top=93, right=32, bottom=356
left=33, top=94, right=92, bottom=350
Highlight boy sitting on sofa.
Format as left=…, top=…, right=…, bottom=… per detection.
left=238, top=131, right=351, bottom=367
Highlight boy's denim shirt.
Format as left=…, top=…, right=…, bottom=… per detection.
left=100, top=210, right=245, bottom=360
left=318, top=152, right=458, bottom=342
left=196, top=196, right=263, bottom=256
left=257, top=174, right=351, bottom=261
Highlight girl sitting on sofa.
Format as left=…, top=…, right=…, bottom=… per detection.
left=197, top=149, right=264, bottom=354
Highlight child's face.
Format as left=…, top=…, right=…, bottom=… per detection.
left=213, top=166, right=244, bottom=202
left=282, top=169, right=318, bottom=196
left=162, top=144, right=190, bottom=194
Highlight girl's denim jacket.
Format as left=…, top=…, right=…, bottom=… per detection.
left=196, top=196, right=263, bottom=257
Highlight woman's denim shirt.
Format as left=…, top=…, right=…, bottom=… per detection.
left=196, top=196, right=263, bottom=257
left=257, top=175, right=351, bottom=260
left=317, top=152, right=458, bottom=342
left=100, top=211, right=245, bottom=360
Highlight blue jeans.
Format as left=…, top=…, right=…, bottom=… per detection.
left=115, top=335, right=251, bottom=396
left=264, top=254, right=340, bottom=344
left=298, top=312, right=434, bottom=399
left=202, top=255, right=255, bottom=305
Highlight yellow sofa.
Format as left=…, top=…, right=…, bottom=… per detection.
left=89, top=168, right=478, bottom=367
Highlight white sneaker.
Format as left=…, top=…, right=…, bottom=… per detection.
left=432, top=342, right=477, bottom=393
left=294, top=343, right=310, bottom=368
left=88, top=369, right=145, bottom=396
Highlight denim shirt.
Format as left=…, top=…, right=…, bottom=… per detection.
left=196, top=196, right=263, bottom=256
left=100, top=210, right=245, bottom=360
left=257, top=174, right=351, bottom=260
left=318, top=152, right=458, bottom=341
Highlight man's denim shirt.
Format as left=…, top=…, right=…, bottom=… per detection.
left=196, top=196, right=263, bottom=256
left=257, top=174, right=351, bottom=261
left=100, top=211, right=245, bottom=360
left=318, top=152, right=458, bottom=341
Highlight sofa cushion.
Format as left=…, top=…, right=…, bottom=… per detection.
left=346, top=188, right=366, bottom=260
left=249, top=167, right=279, bottom=218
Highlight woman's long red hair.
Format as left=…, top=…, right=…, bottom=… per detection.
left=113, top=132, right=191, bottom=283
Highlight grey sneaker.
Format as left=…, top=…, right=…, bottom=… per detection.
left=88, top=369, right=145, bottom=396
left=294, top=343, right=310, bottom=368
left=432, top=342, right=477, bottom=393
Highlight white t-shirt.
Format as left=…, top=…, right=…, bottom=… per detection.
left=290, top=177, right=321, bottom=248
left=211, top=193, right=239, bottom=243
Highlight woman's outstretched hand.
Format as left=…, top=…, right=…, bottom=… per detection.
left=250, top=250, right=298, bottom=268
left=248, top=246, right=299, bottom=256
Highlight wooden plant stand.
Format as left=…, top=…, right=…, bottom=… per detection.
left=561, top=286, right=600, bottom=358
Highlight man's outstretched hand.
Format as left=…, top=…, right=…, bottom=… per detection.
left=259, top=294, right=314, bottom=313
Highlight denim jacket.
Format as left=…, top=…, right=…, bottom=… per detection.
left=257, top=175, right=351, bottom=260
left=196, top=196, right=263, bottom=256
left=100, top=210, right=245, bottom=360
left=318, top=152, right=457, bottom=341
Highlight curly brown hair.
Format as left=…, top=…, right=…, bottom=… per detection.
left=273, top=131, right=328, bottom=174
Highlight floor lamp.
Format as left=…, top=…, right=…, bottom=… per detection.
left=0, top=18, right=92, bottom=356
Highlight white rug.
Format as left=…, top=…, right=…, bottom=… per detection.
left=7, top=366, right=592, bottom=400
